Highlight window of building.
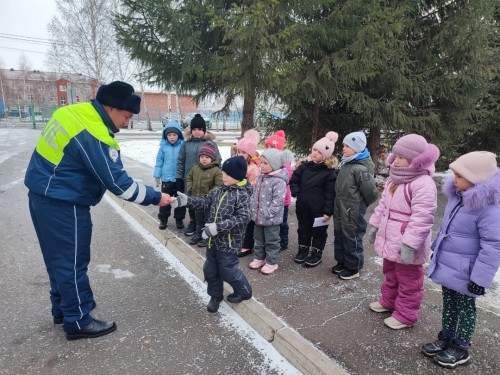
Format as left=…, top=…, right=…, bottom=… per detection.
left=60, top=96, right=67, bottom=105
left=84, top=87, right=90, bottom=93
left=26, top=84, right=33, bottom=91
left=27, top=95, right=34, bottom=101
left=38, top=86, right=45, bottom=92
left=50, top=97, right=57, bottom=103
left=50, top=86, right=56, bottom=92
left=59, top=85, right=67, bottom=92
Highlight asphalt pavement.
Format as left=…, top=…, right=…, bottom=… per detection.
left=0, top=127, right=299, bottom=375
left=119, top=138, right=500, bottom=375
left=1, top=124, right=498, bottom=375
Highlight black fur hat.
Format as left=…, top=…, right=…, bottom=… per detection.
left=96, top=81, right=141, bottom=114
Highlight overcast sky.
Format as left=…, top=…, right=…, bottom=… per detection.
left=0, top=0, right=57, bottom=70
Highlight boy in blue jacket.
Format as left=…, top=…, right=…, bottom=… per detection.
left=153, top=120, right=185, bottom=229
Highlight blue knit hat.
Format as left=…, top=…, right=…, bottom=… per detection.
left=343, top=131, right=367, bottom=153
left=222, top=156, right=247, bottom=181
left=96, top=81, right=141, bottom=114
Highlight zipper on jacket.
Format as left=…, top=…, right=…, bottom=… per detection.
left=209, top=191, right=228, bottom=247
left=255, top=177, right=264, bottom=224
left=443, top=200, right=463, bottom=237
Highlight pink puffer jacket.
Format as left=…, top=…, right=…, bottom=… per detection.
left=284, top=162, right=292, bottom=206
left=246, top=159, right=261, bottom=187
left=368, top=175, right=437, bottom=265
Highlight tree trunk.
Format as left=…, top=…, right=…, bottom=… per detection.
left=240, top=91, right=255, bottom=136
left=367, top=126, right=381, bottom=175
left=310, top=104, right=321, bottom=148
left=138, top=81, right=152, bottom=131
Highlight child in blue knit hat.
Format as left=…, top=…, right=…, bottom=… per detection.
left=333, top=131, right=378, bottom=280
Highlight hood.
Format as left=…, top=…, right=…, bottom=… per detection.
left=264, top=167, right=289, bottom=184
left=222, top=178, right=251, bottom=192
left=198, top=159, right=220, bottom=169
left=184, top=130, right=216, bottom=142
left=162, top=121, right=184, bottom=143
left=443, top=169, right=500, bottom=211
left=355, top=154, right=375, bottom=174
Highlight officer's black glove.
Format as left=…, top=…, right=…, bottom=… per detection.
left=176, top=178, right=185, bottom=194
left=467, top=281, right=485, bottom=296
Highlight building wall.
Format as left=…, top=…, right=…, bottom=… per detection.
left=0, top=69, right=98, bottom=113
left=139, top=92, right=197, bottom=121
left=0, top=69, right=198, bottom=121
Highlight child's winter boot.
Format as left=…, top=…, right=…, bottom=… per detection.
left=304, top=247, right=323, bottom=267
left=159, top=220, right=168, bottom=230
left=421, top=331, right=454, bottom=357
left=434, top=340, right=470, bottom=369
left=207, top=297, right=223, bottom=313
left=294, top=245, right=310, bottom=264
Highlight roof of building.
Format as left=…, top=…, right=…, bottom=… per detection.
left=0, top=69, right=96, bottom=84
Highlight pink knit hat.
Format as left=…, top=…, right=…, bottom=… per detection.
left=313, top=131, right=339, bottom=160
left=450, top=151, right=498, bottom=184
left=237, top=129, right=260, bottom=156
left=388, top=134, right=440, bottom=169
left=264, top=130, right=286, bottom=150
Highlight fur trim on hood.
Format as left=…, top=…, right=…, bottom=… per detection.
left=184, top=130, right=216, bottom=141
left=444, top=169, right=500, bottom=211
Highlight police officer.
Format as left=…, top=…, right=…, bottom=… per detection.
left=25, top=81, right=170, bottom=340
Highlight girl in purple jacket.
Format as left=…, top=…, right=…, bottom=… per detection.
left=368, top=134, right=440, bottom=330
left=422, top=151, right=500, bottom=369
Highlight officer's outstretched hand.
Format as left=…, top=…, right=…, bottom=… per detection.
left=171, top=192, right=188, bottom=209
left=159, top=193, right=173, bottom=206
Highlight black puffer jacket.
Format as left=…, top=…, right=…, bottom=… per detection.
left=290, top=161, right=337, bottom=220
left=187, top=180, right=251, bottom=254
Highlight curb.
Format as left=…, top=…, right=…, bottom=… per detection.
left=108, top=193, right=348, bottom=375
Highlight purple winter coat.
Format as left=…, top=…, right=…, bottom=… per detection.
left=428, top=170, right=500, bottom=298
left=251, top=168, right=289, bottom=226
left=369, top=175, right=437, bottom=265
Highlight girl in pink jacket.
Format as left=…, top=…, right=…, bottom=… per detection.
left=368, top=134, right=439, bottom=330
left=236, top=129, right=261, bottom=257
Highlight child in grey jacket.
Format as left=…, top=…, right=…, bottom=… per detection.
left=248, top=148, right=290, bottom=275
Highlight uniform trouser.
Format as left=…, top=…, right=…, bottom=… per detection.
left=253, top=225, right=280, bottom=265
left=28, top=192, right=94, bottom=333
left=279, top=206, right=289, bottom=248
left=242, top=220, right=255, bottom=249
left=203, top=247, right=252, bottom=299
left=441, top=286, right=476, bottom=343
left=158, top=181, right=186, bottom=222
left=378, top=259, right=424, bottom=325
left=333, top=205, right=367, bottom=271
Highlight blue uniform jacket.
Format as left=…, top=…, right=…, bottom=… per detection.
left=24, top=101, right=161, bottom=206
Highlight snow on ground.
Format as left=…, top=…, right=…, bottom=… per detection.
left=104, top=193, right=301, bottom=375
left=119, top=139, right=500, bottom=311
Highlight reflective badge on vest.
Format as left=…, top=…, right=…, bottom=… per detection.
left=109, top=147, right=119, bottom=162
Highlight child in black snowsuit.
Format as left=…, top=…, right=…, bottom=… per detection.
left=170, top=156, right=253, bottom=313
left=290, top=132, right=338, bottom=267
